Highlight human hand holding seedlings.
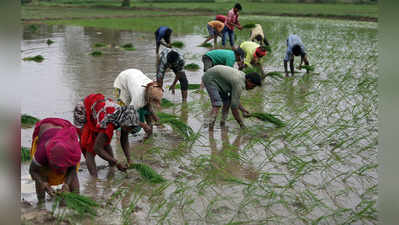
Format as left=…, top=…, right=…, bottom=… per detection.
left=42, top=182, right=55, bottom=197
left=116, top=161, right=127, bottom=172
left=169, top=84, right=176, bottom=95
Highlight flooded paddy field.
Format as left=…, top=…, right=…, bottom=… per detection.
left=21, top=15, right=378, bottom=225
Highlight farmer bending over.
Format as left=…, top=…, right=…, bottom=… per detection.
left=73, top=93, right=151, bottom=177
left=29, top=118, right=81, bottom=202
left=114, top=68, right=163, bottom=134
left=202, top=65, right=262, bottom=130
left=155, top=26, right=172, bottom=57
left=222, top=3, right=242, bottom=49
left=284, top=34, right=309, bottom=77
left=156, top=48, right=188, bottom=102
left=201, top=20, right=225, bottom=49
left=250, top=24, right=269, bottom=46
left=240, top=41, right=267, bottom=77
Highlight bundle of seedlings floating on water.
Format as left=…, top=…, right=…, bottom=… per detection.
left=21, top=147, right=31, bottom=162
left=298, top=65, right=315, bottom=72
left=53, top=192, right=99, bottom=217
left=128, top=163, right=166, bottom=183
left=242, top=23, right=256, bottom=29
left=199, top=43, right=212, bottom=48
left=248, top=112, right=286, bottom=127
left=28, top=24, right=38, bottom=32
left=94, top=42, right=106, bottom=48
left=122, top=43, right=136, bottom=51
left=21, top=114, right=39, bottom=128
left=175, top=83, right=201, bottom=90
left=184, top=63, right=200, bottom=71
left=266, top=71, right=284, bottom=79
left=157, top=112, right=194, bottom=139
left=160, top=98, right=175, bottom=108
left=23, top=55, right=44, bottom=62
left=171, top=41, right=184, bottom=48
left=46, top=39, right=54, bottom=45
left=90, top=51, right=102, bottom=56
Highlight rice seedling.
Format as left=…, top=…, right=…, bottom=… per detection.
left=94, top=42, right=106, bottom=47
left=299, top=65, right=315, bottom=72
left=175, top=83, right=201, bottom=90
left=21, top=147, right=31, bottom=162
left=199, top=43, right=212, bottom=48
left=23, top=55, right=44, bottom=62
left=53, top=192, right=99, bottom=217
left=128, top=163, right=166, bottom=183
left=171, top=41, right=184, bottom=48
left=89, top=51, right=102, bottom=56
left=160, top=98, right=174, bottom=108
left=266, top=71, right=284, bottom=79
left=242, top=23, right=256, bottom=29
left=21, top=114, right=39, bottom=128
left=46, top=39, right=54, bottom=45
left=28, top=24, right=38, bottom=32
left=264, top=45, right=272, bottom=52
left=248, top=112, right=286, bottom=127
left=157, top=112, right=194, bottom=139
left=184, top=63, right=200, bottom=71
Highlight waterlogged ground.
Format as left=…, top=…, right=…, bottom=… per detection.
left=21, top=15, right=378, bottom=225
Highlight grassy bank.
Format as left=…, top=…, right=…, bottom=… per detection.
left=22, top=0, right=378, bottom=21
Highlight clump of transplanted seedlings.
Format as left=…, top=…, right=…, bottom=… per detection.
left=90, top=51, right=102, bottom=56
left=46, top=39, right=54, bottom=45
left=160, top=98, right=175, bottom=108
left=175, top=83, right=201, bottom=90
left=122, top=43, right=136, bottom=51
left=21, top=147, right=31, bottom=162
left=248, top=112, right=286, bottom=127
left=242, top=23, right=256, bottom=29
left=157, top=112, right=194, bottom=139
left=171, top=41, right=184, bottom=48
left=23, top=55, right=44, bottom=62
left=21, top=114, right=39, bottom=128
left=53, top=192, right=99, bottom=217
left=94, top=42, right=106, bottom=48
left=128, top=163, right=166, bottom=183
left=184, top=63, right=200, bottom=71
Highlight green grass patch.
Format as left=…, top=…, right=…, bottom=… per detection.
left=94, top=42, right=106, bottom=47
left=46, top=39, right=54, bottom=45
left=128, top=163, right=166, bottom=183
left=171, top=41, right=184, bottom=48
left=53, top=192, right=99, bottom=217
left=184, top=63, right=200, bottom=71
left=90, top=51, right=102, bottom=56
left=175, top=83, right=201, bottom=90
left=157, top=112, right=194, bottom=139
left=21, top=114, right=39, bottom=128
left=21, top=147, right=31, bottom=162
left=248, top=112, right=286, bottom=127
left=160, top=98, right=175, bottom=108
left=23, top=55, right=44, bottom=62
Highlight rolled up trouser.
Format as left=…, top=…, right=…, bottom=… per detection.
left=202, top=55, right=214, bottom=72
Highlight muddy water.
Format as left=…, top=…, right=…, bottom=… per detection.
left=21, top=16, right=378, bottom=225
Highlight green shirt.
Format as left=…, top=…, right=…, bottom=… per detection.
left=202, top=65, right=246, bottom=109
left=205, top=49, right=236, bottom=68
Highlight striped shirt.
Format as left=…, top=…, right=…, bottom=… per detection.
left=156, top=48, right=185, bottom=81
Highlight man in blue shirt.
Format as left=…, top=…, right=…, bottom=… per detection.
left=284, top=34, right=310, bottom=77
left=155, top=26, right=172, bottom=56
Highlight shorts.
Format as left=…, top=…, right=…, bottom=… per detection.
left=203, top=81, right=230, bottom=107
left=207, top=24, right=216, bottom=37
left=202, top=55, right=214, bottom=72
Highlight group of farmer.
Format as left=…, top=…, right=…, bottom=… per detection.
left=28, top=2, right=310, bottom=203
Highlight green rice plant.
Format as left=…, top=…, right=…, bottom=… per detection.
left=266, top=71, right=284, bottom=79
left=21, top=147, right=31, bottom=162
left=171, top=41, right=184, bottom=48
left=184, top=63, right=200, bottom=71
left=199, top=43, right=212, bottom=48
left=23, top=55, right=44, bottom=62
left=175, top=83, right=201, bottom=90
left=122, top=43, right=136, bottom=51
left=128, top=163, right=166, bottom=183
left=28, top=24, right=38, bottom=32
left=89, top=51, right=102, bottom=56
left=53, top=192, right=99, bottom=217
left=46, top=39, right=54, bottom=45
left=248, top=112, right=286, bottom=127
left=94, top=42, right=106, bottom=47
left=242, top=23, right=256, bottom=29
left=299, top=65, right=315, bottom=72
left=157, top=112, right=194, bottom=139
left=160, top=98, right=174, bottom=108
left=21, top=114, right=39, bottom=127
left=264, top=45, right=272, bottom=53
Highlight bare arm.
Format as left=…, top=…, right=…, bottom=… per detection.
left=94, top=133, right=117, bottom=165
left=238, top=103, right=250, bottom=117
left=29, top=162, right=55, bottom=196
left=289, top=58, right=295, bottom=76
left=120, top=128, right=131, bottom=164
left=64, top=166, right=79, bottom=193
left=231, top=107, right=245, bottom=128
left=169, top=71, right=181, bottom=94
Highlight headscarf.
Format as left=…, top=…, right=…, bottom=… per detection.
left=45, top=126, right=81, bottom=172
left=146, top=82, right=163, bottom=109
left=100, top=105, right=139, bottom=129
left=73, top=100, right=86, bottom=128
left=254, top=47, right=266, bottom=58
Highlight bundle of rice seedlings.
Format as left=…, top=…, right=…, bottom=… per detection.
left=128, top=163, right=166, bottom=183
left=266, top=71, right=284, bottom=79
left=248, top=112, right=286, bottom=127
left=301, top=65, right=315, bottom=72
left=46, top=39, right=54, bottom=45
left=157, top=112, right=194, bottom=139
left=122, top=43, right=136, bottom=51
left=171, top=41, right=184, bottom=48
left=242, top=23, right=256, bottom=29
left=23, top=55, right=44, bottom=62
left=28, top=24, right=38, bottom=32
left=54, top=192, right=99, bottom=217
left=199, top=43, right=212, bottom=48
left=21, top=147, right=31, bottom=162
left=184, top=63, right=200, bottom=71
left=90, top=51, right=102, bottom=56
left=161, top=98, right=174, bottom=108
left=94, top=42, right=106, bottom=48
left=21, top=114, right=39, bottom=128
left=175, top=83, right=201, bottom=90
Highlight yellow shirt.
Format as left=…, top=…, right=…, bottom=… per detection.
left=250, top=24, right=264, bottom=41
left=208, top=20, right=225, bottom=33
left=240, top=41, right=260, bottom=66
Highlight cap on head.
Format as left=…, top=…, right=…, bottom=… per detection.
left=245, top=72, right=262, bottom=86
